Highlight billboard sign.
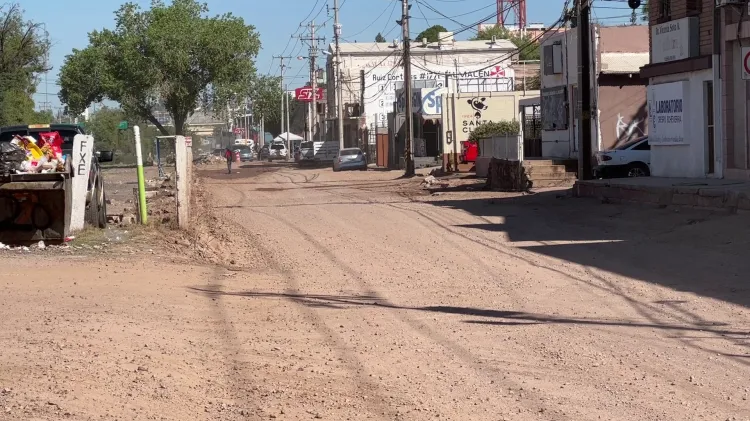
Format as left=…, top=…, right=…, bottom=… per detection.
left=295, top=87, right=324, bottom=102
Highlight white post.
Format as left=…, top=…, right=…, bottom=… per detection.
left=69, top=134, right=94, bottom=231
left=175, top=136, right=189, bottom=228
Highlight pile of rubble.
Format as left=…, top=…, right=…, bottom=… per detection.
left=485, top=158, right=531, bottom=191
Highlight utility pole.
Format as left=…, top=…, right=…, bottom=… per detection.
left=400, top=0, right=415, bottom=176
left=285, top=85, right=291, bottom=155
left=576, top=0, right=593, bottom=180
left=333, top=0, right=345, bottom=148
left=273, top=55, right=292, bottom=139
left=300, top=21, right=325, bottom=144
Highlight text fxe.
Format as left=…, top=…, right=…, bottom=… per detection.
left=363, top=64, right=515, bottom=134
left=647, top=81, right=686, bottom=145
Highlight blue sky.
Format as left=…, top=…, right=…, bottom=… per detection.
left=22, top=0, right=639, bottom=112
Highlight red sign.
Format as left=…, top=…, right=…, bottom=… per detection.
left=489, top=65, right=506, bottom=77
left=295, top=87, right=324, bottom=102
left=233, top=127, right=245, bottom=134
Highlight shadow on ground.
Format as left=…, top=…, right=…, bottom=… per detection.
left=418, top=190, right=750, bottom=310
left=188, top=288, right=749, bottom=360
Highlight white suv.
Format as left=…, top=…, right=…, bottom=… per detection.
left=267, top=141, right=288, bottom=161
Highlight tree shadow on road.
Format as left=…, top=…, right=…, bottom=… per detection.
left=188, top=287, right=750, bottom=364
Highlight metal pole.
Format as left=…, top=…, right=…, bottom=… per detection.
left=134, top=126, right=148, bottom=224
left=577, top=0, right=593, bottom=180
left=402, top=0, right=415, bottom=176
left=311, top=21, right=318, bottom=144
left=285, top=85, right=291, bottom=157
left=334, top=0, right=345, bottom=149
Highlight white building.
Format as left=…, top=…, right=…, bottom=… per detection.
left=325, top=33, right=517, bottom=144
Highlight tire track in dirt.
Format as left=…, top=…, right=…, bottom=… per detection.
left=210, top=182, right=400, bottom=420
left=246, top=188, right=570, bottom=419
left=268, top=174, right=748, bottom=416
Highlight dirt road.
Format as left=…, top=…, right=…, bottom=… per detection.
left=1, top=163, right=749, bottom=420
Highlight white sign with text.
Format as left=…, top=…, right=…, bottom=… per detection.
left=651, top=17, right=698, bottom=64
left=648, top=81, right=687, bottom=145
left=363, top=64, right=514, bottom=129
left=69, top=134, right=95, bottom=232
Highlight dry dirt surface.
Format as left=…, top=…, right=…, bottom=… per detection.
left=1, top=162, right=749, bottom=421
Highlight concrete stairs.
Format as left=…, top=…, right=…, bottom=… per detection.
left=522, top=159, right=578, bottom=189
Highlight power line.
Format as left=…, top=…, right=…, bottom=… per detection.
left=347, top=3, right=394, bottom=38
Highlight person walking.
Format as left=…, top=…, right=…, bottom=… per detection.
left=225, top=147, right=233, bottom=174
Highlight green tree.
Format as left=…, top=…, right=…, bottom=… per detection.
left=471, top=25, right=540, bottom=61
left=415, top=25, right=447, bottom=43
left=641, top=1, right=649, bottom=22
left=249, top=75, right=300, bottom=136
left=58, top=0, right=261, bottom=137
left=0, top=3, right=50, bottom=126
left=85, top=107, right=126, bottom=152
left=375, top=32, right=386, bottom=43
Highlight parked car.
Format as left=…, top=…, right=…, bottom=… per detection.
left=232, top=145, right=253, bottom=162
left=267, top=141, right=288, bottom=161
left=593, top=136, right=650, bottom=179
left=333, top=148, right=367, bottom=172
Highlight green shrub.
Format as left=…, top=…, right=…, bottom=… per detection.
left=468, top=120, right=520, bottom=142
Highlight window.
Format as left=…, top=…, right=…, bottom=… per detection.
left=658, top=0, right=671, bottom=22
left=340, top=149, right=361, bottom=156
left=632, top=141, right=650, bottom=151
left=686, top=0, right=701, bottom=16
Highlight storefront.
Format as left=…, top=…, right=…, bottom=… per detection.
left=641, top=16, right=719, bottom=178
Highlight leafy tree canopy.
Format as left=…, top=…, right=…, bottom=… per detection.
left=415, top=25, right=447, bottom=43
left=471, top=25, right=540, bottom=61
left=0, top=3, right=50, bottom=126
left=375, top=32, right=386, bottom=43
left=58, top=0, right=261, bottom=136
left=247, top=75, right=299, bottom=136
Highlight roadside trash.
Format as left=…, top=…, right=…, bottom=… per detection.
left=421, top=175, right=438, bottom=186
left=0, top=142, right=27, bottom=174
left=37, top=241, right=46, bottom=250
left=5, top=133, right=67, bottom=175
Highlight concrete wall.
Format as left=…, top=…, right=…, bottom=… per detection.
left=597, top=75, right=648, bottom=150
left=650, top=68, right=712, bottom=178
left=721, top=15, right=750, bottom=179
left=539, top=27, right=598, bottom=159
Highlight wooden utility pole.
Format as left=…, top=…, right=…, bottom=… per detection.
left=576, top=0, right=593, bottom=180
left=401, top=0, right=415, bottom=176
left=299, top=21, right=325, bottom=144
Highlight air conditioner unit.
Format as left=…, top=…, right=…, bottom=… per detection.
left=716, top=0, right=745, bottom=7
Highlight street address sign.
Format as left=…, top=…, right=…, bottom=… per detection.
left=295, top=87, right=324, bottom=102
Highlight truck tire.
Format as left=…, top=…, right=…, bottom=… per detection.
left=98, top=190, right=108, bottom=228
left=85, top=186, right=99, bottom=227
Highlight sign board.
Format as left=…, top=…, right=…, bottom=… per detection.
left=232, top=127, right=244, bottom=135
left=185, top=136, right=192, bottom=147
left=363, top=64, right=515, bottom=128
left=651, top=17, right=699, bottom=64
left=742, top=47, right=750, bottom=80
left=395, top=88, right=422, bottom=114
left=647, top=81, right=686, bottom=145
left=295, top=87, right=324, bottom=102
left=69, top=134, right=95, bottom=232
left=421, top=87, right=446, bottom=116
left=452, top=95, right=519, bottom=146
